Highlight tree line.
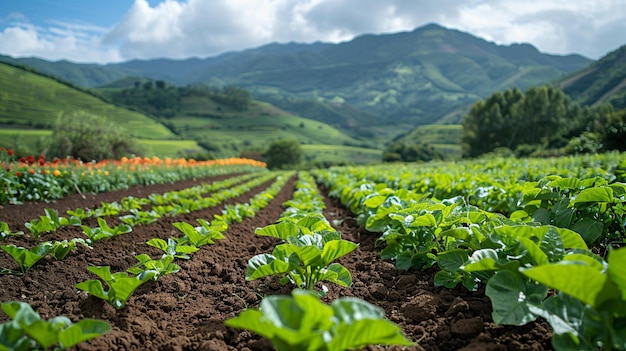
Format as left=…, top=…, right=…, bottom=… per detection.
left=461, top=85, right=626, bottom=158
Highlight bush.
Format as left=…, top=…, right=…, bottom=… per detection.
left=47, top=111, right=143, bottom=161
left=264, top=139, right=303, bottom=170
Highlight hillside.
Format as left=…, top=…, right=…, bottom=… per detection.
left=0, top=62, right=203, bottom=157
left=94, top=82, right=379, bottom=162
left=559, top=45, right=626, bottom=110
left=0, top=23, right=592, bottom=142
left=0, top=63, right=377, bottom=163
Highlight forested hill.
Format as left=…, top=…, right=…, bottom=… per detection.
left=0, top=23, right=592, bottom=141
left=559, top=45, right=626, bottom=110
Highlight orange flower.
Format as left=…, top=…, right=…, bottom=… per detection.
left=53, top=169, right=61, bottom=177
left=28, top=169, right=35, bottom=175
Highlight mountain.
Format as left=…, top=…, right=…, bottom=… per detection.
left=559, top=45, right=626, bottom=110
left=0, top=23, right=593, bottom=143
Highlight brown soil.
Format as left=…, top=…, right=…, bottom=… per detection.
left=0, top=174, right=553, bottom=351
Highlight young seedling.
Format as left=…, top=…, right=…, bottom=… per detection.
left=24, top=208, right=81, bottom=239
left=225, top=289, right=414, bottom=351
left=0, top=221, right=23, bottom=240
left=0, top=301, right=110, bottom=350
left=80, top=218, right=132, bottom=242
left=172, top=220, right=225, bottom=247
left=146, top=237, right=198, bottom=259
left=127, top=254, right=180, bottom=280
left=0, top=242, right=55, bottom=273
left=247, top=218, right=358, bottom=292
left=75, top=266, right=156, bottom=309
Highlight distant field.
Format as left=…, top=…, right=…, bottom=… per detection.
left=136, top=139, right=205, bottom=157
left=399, top=124, right=462, bottom=159
left=302, top=144, right=382, bottom=165
left=168, top=99, right=368, bottom=156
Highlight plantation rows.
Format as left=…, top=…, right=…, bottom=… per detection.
left=1, top=153, right=625, bottom=350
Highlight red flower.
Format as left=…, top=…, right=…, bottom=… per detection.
left=27, top=155, right=35, bottom=164
left=19, top=157, right=26, bottom=163
left=15, top=171, right=22, bottom=177
left=38, top=159, right=45, bottom=166
left=7, top=149, right=14, bottom=156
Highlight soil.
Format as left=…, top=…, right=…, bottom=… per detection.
left=0, top=173, right=554, bottom=351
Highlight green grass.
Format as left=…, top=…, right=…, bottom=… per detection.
left=397, top=124, right=462, bottom=159
left=136, top=139, right=205, bottom=158
left=302, top=144, right=382, bottom=165
left=0, top=63, right=176, bottom=140
left=167, top=99, right=368, bottom=156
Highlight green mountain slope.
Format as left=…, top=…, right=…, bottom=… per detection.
left=559, top=45, right=626, bottom=110
left=95, top=82, right=378, bottom=162
left=0, top=62, right=202, bottom=156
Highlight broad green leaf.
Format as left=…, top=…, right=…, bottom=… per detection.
left=363, top=195, right=387, bottom=209
left=485, top=270, right=547, bottom=325
left=86, top=266, right=113, bottom=282
left=246, top=254, right=291, bottom=280
left=571, top=219, right=604, bottom=246
left=517, top=237, right=549, bottom=266
left=437, top=250, right=469, bottom=272
left=20, top=320, right=58, bottom=348
left=75, top=280, right=108, bottom=301
left=495, top=225, right=587, bottom=250
left=328, top=319, right=414, bottom=351
left=608, top=247, right=626, bottom=300
left=408, top=213, right=437, bottom=228
left=2, top=302, right=40, bottom=325
left=58, top=319, right=111, bottom=348
left=572, top=186, right=615, bottom=204
left=255, top=221, right=299, bottom=240
left=146, top=238, right=168, bottom=251
left=320, top=240, right=358, bottom=265
left=319, top=263, right=352, bottom=287
left=0, top=321, right=32, bottom=351
left=462, top=249, right=518, bottom=272
left=539, top=227, right=565, bottom=263
left=521, top=261, right=620, bottom=308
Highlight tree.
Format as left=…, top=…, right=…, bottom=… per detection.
left=264, top=139, right=303, bottom=169
left=47, top=111, right=143, bottom=161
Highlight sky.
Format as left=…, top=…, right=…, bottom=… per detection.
left=0, top=0, right=625, bottom=64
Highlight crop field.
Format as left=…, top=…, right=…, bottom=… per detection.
left=1, top=152, right=626, bottom=350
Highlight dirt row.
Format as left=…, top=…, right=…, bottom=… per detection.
left=0, top=174, right=554, bottom=350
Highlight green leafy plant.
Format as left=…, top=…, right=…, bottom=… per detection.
left=247, top=217, right=358, bottom=291
left=24, top=208, right=81, bottom=239
left=225, top=289, right=414, bottom=351
left=127, top=254, right=180, bottom=280
left=80, top=218, right=132, bottom=241
left=0, top=242, right=54, bottom=273
left=0, top=222, right=23, bottom=241
left=0, top=301, right=110, bottom=350
left=146, top=237, right=198, bottom=259
left=119, top=209, right=161, bottom=226
left=172, top=220, right=226, bottom=247
left=75, top=266, right=156, bottom=309
left=519, top=247, right=626, bottom=350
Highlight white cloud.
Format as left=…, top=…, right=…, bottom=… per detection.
left=0, top=0, right=624, bottom=63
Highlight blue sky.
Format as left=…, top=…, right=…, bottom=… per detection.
left=1, top=0, right=625, bottom=63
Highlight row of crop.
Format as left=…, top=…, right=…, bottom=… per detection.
left=225, top=171, right=415, bottom=351
left=0, top=172, right=292, bottom=350
left=314, top=166, right=626, bottom=351
left=330, top=156, right=626, bottom=254
left=0, top=172, right=276, bottom=274
left=0, top=147, right=267, bottom=204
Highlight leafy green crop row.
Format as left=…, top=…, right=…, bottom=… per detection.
left=76, top=172, right=293, bottom=310
left=227, top=171, right=414, bottom=350
left=313, top=154, right=626, bottom=350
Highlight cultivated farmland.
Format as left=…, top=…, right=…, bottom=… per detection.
left=1, top=152, right=625, bottom=350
